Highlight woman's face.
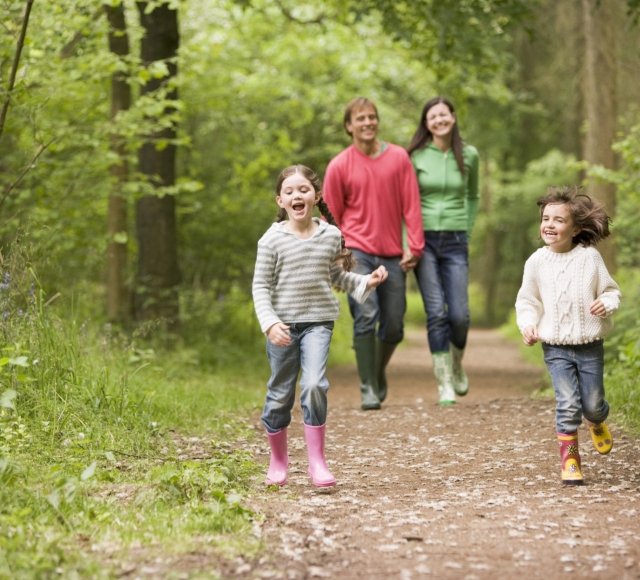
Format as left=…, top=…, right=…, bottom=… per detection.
left=425, top=102, right=456, bottom=139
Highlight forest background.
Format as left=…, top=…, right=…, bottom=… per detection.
left=1, top=0, right=640, bottom=577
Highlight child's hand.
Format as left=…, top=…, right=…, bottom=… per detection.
left=366, top=266, right=388, bottom=288
left=589, top=299, right=606, bottom=317
left=523, top=325, right=539, bottom=346
left=267, top=322, right=291, bottom=347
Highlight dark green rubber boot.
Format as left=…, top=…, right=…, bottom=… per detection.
left=353, top=336, right=381, bottom=410
left=376, top=340, right=397, bottom=403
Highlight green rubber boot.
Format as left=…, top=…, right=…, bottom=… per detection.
left=450, top=343, right=469, bottom=396
left=376, top=340, right=397, bottom=403
left=353, top=336, right=381, bottom=410
left=432, top=351, right=456, bottom=406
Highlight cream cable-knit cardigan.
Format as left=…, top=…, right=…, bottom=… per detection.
left=515, top=245, right=621, bottom=345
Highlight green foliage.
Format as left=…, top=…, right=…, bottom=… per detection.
left=0, top=250, right=263, bottom=576
left=588, top=117, right=640, bottom=270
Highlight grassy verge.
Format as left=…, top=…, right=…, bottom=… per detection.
left=0, top=259, right=270, bottom=578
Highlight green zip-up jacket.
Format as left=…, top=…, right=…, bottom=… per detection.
left=410, top=142, right=480, bottom=235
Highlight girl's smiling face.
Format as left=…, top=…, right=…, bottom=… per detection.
left=540, top=203, right=581, bottom=253
left=276, top=173, right=320, bottom=226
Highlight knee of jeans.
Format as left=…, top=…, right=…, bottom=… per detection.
left=583, top=397, right=609, bottom=422
left=307, top=386, right=328, bottom=408
left=354, top=316, right=377, bottom=336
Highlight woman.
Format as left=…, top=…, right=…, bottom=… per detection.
left=406, top=97, right=479, bottom=405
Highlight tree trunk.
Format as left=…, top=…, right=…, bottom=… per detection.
left=582, top=0, right=617, bottom=271
left=105, top=2, right=131, bottom=322
left=135, top=1, right=180, bottom=328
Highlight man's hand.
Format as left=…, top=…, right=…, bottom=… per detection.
left=267, top=322, right=291, bottom=347
left=523, top=325, right=539, bottom=347
left=366, top=266, right=388, bottom=289
left=589, top=299, right=606, bottom=317
left=399, top=248, right=420, bottom=272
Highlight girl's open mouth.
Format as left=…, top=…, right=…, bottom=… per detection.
left=292, top=202, right=305, bottom=211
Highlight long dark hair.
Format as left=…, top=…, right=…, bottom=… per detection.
left=537, top=186, right=611, bottom=247
left=274, top=165, right=356, bottom=271
left=407, top=97, right=465, bottom=176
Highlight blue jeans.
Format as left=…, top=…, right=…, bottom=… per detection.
left=347, top=249, right=406, bottom=343
left=262, top=321, right=334, bottom=433
left=542, top=340, right=609, bottom=434
left=414, top=231, right=469, bottom=353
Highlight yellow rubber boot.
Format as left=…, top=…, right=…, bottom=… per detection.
left=587, top=421, right=613, bottom=454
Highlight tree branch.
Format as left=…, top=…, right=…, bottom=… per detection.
left=0, top=0, right=35, bottom=141
left=60, top=6, right=105, bottom=58
left=0, top=137, right=55, bottom=211
left=272, top=0, right=328, bottom=25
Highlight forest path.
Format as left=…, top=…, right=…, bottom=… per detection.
left=238, top=328, right=640, bottom=580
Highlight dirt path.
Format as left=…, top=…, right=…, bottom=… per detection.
left=239, top=328, right=640, bottom=580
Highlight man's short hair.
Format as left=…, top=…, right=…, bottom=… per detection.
left=343, top=97, right=378, bottom=136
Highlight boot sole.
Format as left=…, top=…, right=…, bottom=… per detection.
left=361, top=404, right=381, bottom=410
left=562, top=479, right=584, bottom=486
left=438, top=401, right=456, bottom=406
left=265, top=478, right=287, bottom=486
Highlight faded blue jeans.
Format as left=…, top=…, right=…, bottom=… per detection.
left=347, top=248, right=406, bottom=343
left=542, top=340, right=610, bottom=434
left=414, top=231, right=469, bottom=353
left=262, top=321, right=334, bottom=433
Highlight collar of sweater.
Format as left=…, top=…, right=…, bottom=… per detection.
left=539, top=244, right=587, bottom=261
left=271, top=217, right=328, bottom=239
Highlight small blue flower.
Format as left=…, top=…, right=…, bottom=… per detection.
left=3, top=273, right=9, bottom=282
left=3, top=312, right=9, bottom=318
left=18, top=309, right=23, bottom=316
left=0, top=283, right=7, bottom=291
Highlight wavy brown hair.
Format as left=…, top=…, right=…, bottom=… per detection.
left=407, top=97, right=465, bottom=176
left=537, top=186, right=611, bottom=247
left=275, top=165, right=356, bottom=271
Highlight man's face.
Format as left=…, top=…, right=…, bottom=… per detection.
left=346, top=105, right=378, bottom=144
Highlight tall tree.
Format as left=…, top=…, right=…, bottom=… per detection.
left=135, top=1, right=180, bottom=327
left=105, top=1, right=132, bottom=322
left=582, top=0, right=617, bottom=271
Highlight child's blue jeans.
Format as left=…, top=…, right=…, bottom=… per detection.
left=542, top=340, right=610, bottom=434
left=262, top=321, right=334, bottom=433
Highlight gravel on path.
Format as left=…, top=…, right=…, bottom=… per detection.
left=241, top=329, right=640, bottom=580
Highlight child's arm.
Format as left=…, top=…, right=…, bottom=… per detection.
left=590, top=250, right=621, bottom=317
left=515, top=257, right=543, bottom=346
left=330, top=259, right=387, bottom=304
left=252, top=241, right=285, bottom=338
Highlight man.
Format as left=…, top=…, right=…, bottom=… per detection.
left=323, top=97, right=424, bottom=410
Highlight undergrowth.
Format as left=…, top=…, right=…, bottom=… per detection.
left=0, top=250, right=266, bottom=578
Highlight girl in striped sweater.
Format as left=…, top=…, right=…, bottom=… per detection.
left=252, top=165, right=388, bottom=487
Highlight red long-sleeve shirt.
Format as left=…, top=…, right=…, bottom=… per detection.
left=323, top=143, right=424, bottom=258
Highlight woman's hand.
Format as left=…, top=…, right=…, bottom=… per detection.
left=366, top=266, right=388, bottom=288
left=399, top=248, right=420, bottom=272
left=589, top=299, right=606, bottom=317
left=523, top=325, right=539, bottom=347
left=267, top=322, right=291, bottom=346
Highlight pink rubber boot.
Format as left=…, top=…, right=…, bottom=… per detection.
left=265, top=428, right=288, bottom=486
left=303, top=423, right=336, bottom=487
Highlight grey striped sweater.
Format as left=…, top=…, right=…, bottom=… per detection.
left=252, top=219, right=371, bottom=333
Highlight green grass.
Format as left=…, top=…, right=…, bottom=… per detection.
left=0, top=262, right=268, bottom=578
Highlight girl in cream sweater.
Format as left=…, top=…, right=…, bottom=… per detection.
left=516, top=186, right=621, bottom=486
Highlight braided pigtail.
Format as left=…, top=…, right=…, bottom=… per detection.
left=317, top=198, right=356, bottom=272
left=275, top=207, right=287, bottom=223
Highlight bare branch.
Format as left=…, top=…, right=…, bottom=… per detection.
left=0, top=0, right=35, bottom=141
left=0, top=137, right=55, bottom=211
